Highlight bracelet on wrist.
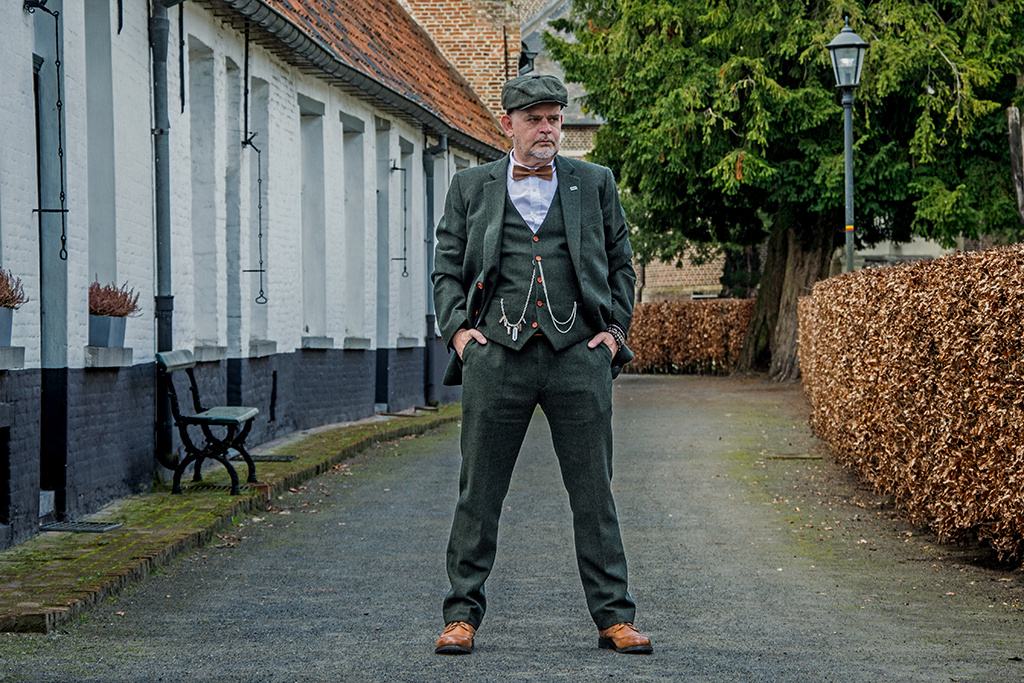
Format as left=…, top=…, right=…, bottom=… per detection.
left=606, top=324, right=626, bottom=349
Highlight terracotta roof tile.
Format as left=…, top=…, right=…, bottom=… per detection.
left=265, top=0, right=509, bottom=154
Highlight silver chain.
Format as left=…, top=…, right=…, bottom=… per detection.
left=499, top=264, right=535, bottom=342
left=537, top=260, right=577, bottom=333
left=498, top=260, right=577, bottom=340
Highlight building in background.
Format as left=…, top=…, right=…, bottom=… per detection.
left=0, top=0, right=506, bottom=550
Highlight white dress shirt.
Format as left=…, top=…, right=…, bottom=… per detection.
left=507, top=152, right=557, bottom=233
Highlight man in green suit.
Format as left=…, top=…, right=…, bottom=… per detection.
left=431, top=74, right=652, bottom=656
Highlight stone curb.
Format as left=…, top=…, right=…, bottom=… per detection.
left=0, top=412, right=459, bottom=634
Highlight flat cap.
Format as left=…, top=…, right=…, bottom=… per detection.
left=501, top=74, right=569, bottom=112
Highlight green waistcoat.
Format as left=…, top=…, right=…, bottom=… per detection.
left=478, top=188, right=599, bottom=351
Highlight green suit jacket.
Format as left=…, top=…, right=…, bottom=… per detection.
left=432, top=154, right=636, bottom=386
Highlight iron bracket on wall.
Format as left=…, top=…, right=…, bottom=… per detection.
left=241, top=22, right=268, bottom=304
left=25, top=0, right=69, bottom=261
left=389, top=161, right=409, bottom=277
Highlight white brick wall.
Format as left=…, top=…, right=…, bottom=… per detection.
left=109, top=0, right=156, bottom=361
left=0, top=6, right=42, bottom=364
left=0, top=1, right=494, bottom=372
left=0, top=1, right=158, bottom=368
left=60, top=0, right=90, bottom=366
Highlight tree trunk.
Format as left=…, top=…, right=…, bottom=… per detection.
left=734, top=224, right=787, bottom=372
left=735, top=211, right=833, bottom=381
left=635, top=260, right=646, bottom=303
left=1008, top=106, right=1024, bottom=229
left=767, top=220, right=832, bottom=382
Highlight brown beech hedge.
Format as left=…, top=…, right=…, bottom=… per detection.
left=627, top=299, right=754, bottom=375
left=799, top=245, right=1024, bottom=562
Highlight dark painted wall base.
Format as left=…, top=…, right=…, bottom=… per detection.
left=386, top=347, right=425, bottom=412
left=0, top=345, right=439, bottom=551
left=425, top=335, right=461, bottom=405
left=0, top=369, right=41, bottom=550
left=65, top=364, right=157, bottom=520
left=0, top=364, right=155, bottom=550
left=235, top=349, right=377, bottom=444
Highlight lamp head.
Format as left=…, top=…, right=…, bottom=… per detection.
left=827, top=18, right=869, bottom=88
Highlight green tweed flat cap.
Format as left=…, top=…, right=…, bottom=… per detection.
left=501, top=74, right=569, bottom=112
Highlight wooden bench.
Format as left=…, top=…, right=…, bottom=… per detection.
left=156, top=350, right=259, bottom=495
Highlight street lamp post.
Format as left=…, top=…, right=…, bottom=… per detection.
left=827, top=18, right=868, bottom=273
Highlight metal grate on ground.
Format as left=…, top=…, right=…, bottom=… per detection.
left=39, top=521, right=124, bottom=533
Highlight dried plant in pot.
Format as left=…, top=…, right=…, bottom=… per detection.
left=0, top=268, right=28, bottom=347
left=88, top=280, right=141, bottom=348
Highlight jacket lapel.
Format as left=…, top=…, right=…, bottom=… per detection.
left=478, top=157, right=509, bottom=320
left=556, top=156, right=582, bottom=272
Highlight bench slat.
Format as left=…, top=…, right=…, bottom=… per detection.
left=156, top=349, right=196, bottom=372
left=192, top=406, right=259, bottom=425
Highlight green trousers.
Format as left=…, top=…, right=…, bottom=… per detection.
left=442, top=335, right=636, bottom=630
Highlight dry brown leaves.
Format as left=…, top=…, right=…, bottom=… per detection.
left=88, top=280, right=141, bottom=317
left=628, top=299, right=755, bottom=375
left=0, top=268, right=28, bottom=310
left=799, top=245, right=1024, bottom=562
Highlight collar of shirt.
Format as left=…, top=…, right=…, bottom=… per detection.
left=507, top=152, right=557, bottom=234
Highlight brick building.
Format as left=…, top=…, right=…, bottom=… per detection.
left=0, top=0, right=506, bottom=550
left=639, top=258, right=729, bottom=301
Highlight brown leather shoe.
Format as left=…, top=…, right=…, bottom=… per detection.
left=435, top=621, right=476, bottom=655
left=598, top=622, right=653, bottom=654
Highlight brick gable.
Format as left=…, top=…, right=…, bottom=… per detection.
left=398, top=0, right=521, bottom=120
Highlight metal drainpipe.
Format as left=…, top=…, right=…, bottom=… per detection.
left=422, top=135, right=447, bottom=406
left=151, top=3, right=175, bottom=469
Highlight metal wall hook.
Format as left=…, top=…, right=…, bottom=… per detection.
left=242, top=131, right=261, bottom=153
left=23, top=0, right=53, bottom=14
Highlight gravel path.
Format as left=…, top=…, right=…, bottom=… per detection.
left=1, top=375, right=1021, bottom=682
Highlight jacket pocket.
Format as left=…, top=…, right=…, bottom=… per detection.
left=461, top=337, right=480, bottom=362
left=581, top=209, right=603, bottom=228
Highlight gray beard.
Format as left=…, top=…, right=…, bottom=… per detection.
left=530, top=145, right=557, bottom=160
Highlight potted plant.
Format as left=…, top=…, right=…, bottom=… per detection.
left=88, top=279, right=141, bottom=347
left=0, top=268, right=28, bottom=347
